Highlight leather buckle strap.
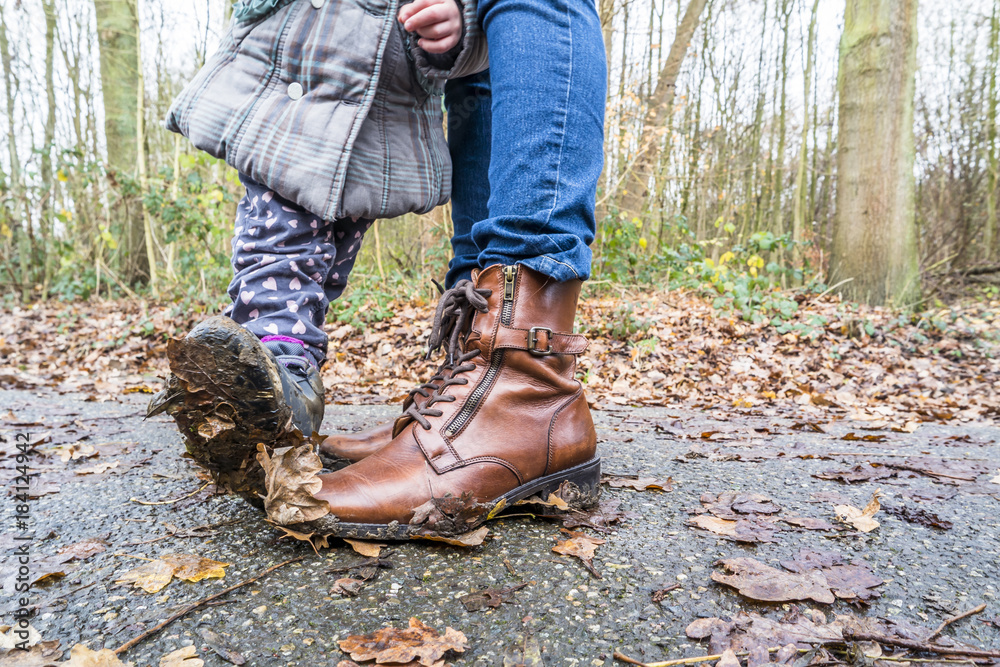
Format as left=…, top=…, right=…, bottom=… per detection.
left=527, top=327, right=553, bottom=356
left=493, top=324, right=589, bottom=355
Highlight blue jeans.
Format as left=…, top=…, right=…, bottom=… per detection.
left=444, top=0, right=607, bottom=286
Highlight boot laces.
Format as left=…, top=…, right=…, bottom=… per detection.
left=403, top=280, right=492, bottom=430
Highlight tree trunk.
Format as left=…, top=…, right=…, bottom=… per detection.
left=0, top=7, right=30, bottom=302
left=93, top=0, right=147, bottom=285
left=620, top=0, right=709, bottom=219
left=984, top=0, right=999, bottom=260
left=831, top=0, right=921, bottom=306
left=792, top=0, right=821, bottom=275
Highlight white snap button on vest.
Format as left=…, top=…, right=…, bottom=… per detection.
left=288, top=82, right=304, bottom=100
left=311, top=0, right=323, bottom=8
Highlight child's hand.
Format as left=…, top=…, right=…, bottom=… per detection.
left=398, top=0, right=462, bottom=54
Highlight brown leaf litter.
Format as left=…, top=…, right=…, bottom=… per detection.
left=338, top=617, right=468, bottom=666
left=115, top=553, right=229, bottom=594
left=711, top=550, right=883, bottom=604
left=552, top=529, right=606, bottom=579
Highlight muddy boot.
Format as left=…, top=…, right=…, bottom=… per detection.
left=300, top=264, right=600, bottom=539
left=147, top=316, right=323, bottom=501
left=319, top=364, right=454, bottom=463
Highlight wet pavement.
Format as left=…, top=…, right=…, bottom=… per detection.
left=1, top=388, right=999, bottom=665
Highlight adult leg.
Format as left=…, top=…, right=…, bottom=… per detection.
left=309, top=0, right=608, bottom=537
left=444, top=69, right=492, bottom=288
left=320, top=69, right=495, bottom=461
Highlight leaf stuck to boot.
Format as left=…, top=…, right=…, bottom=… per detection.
left=552, top=530, right=606, bottom=579
left=338, top=617, right=468, bottom=666
left=408, top=492, right=502, bottom=537
left=256, top=443, right=330, bottom=525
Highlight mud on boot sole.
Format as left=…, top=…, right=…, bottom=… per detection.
left=291, top=457, right=603, bottom=541
left=149, top=316, right=303, bottom=500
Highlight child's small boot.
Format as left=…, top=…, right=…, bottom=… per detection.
left=147, top=316, right=323, bottom=502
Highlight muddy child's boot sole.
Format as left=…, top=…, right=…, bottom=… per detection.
left=149, top=316, right=301, bottom=502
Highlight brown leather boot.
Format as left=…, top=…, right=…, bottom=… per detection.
left=319, top=365, right=454, bottom=463
left=305, top=264, right=600, bottom=539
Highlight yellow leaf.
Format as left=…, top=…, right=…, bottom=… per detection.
left=56, top=169, right=68, bottom=182
left=343, top=539, right=385, bottom=558
left=638, top=237, right=648, bottom=250
left=161, top=554, right=229, bottom=583
left=115, top=559, right=175, bottom=593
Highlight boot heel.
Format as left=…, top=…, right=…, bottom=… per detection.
left=506, top=457, right=603, bottom=511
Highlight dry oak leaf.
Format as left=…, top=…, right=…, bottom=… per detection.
left=59, top=644, right=133, bottom=666
left=344, top=539, right=386, bottom=558
left=715, top=649, right=740, bottom=667
left=159, top=645, right=204, bottom=667
left=338, top=617, right=468, bottom=666
left=687, top=515, right=780, bottom=543
left=552, top=530, right=606, bottom=579
left=700, top=492, right=782, bottom=519
left=115, top=559, right=176, bottom=593
left=331, top=578, right=366, bottom=597
left=256, top=443, right=330, bottom=525
left=834, top=489, right=882, bottom=533
left=515, top=493, right=571, bottom=510
left=459, top=583, right=528, bottom=612
left=711, top=557, right=836, bottom=604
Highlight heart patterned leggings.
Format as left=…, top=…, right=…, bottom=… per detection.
left=223, top=173, right=373, bottom=369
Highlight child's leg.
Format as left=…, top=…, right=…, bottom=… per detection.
left=224, top=174, right=371, bottom=368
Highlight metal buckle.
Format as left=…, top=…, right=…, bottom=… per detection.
left=527, top=327, right=554, bottom=356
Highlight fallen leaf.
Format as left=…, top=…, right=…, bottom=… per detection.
left=700, top=492, right=782, bottom=519
left=459, top=583, right=528, bottom=612
left=990, top=471, right=1000, bottom=485
left=814, top=465, right=896, bottom=484
left=538, top=499, right=632, bottom=533
left=834, top=489, right=882, bottom=533
left=23, top=479, right=61, bottom=498
left=716, top=648, right=740, bottom=667
left=602, top=474, right=673, bottom=491
left=159, top=645, right=204, bottom=667
left=59, top=644, right=133, bottom=666
left=160, top=554, right=229, bottom=583
left=1, top=555, right=71, bottom=590
left=515, top=493, right=571, bottom=510
left=197, top=628, right=245, bottom=666
left=0, top=623, right=42, bottom=649
left=882, top=504, right=953, bottom=530
left=330, top=578, right=366, bottom=597
left=552, top=530, right=606, bottom=578
left=57, top=538, right=108, bottom=562
left=338, top=617, right=468, bottom=666
left=269, top=523, right=331, bottom=555
left=115, top=553, right=228, bottom=593
left=781, top=517, right=837, bottom=531
left=711, top=557, right=836, bottom=604
left=687, top=515, right=780, bottom=543
left=57, top=443, right=97, bottom=462
left=115, top=559, right=176, bottom=593
left=415, top=526, right=490, bottom=547
left=842, top=432, right=887, bottom=442
left=0, top=640, right=63, bottom=667
left=256, top=443, right=330, bottom=525
left=75, top=461, right=120, bottom=476
left=501, top=633, right=543, bottom=667
left=343, top=539, right=385, bottom=558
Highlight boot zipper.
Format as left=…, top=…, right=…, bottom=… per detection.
left=445, top=265, right=517, bottom=437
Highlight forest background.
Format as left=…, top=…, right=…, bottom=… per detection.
left=1, top=0, right=999, bottom=327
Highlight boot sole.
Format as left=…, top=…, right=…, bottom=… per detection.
left=163, top=317, right=294, bottom=502
left=298, top=456, right=602, bottom=541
